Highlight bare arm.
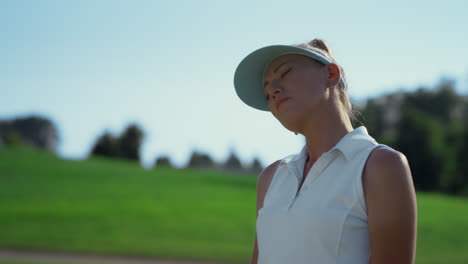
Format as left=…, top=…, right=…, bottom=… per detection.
left=250, top=160, right=280, bottom=264
left=363, top=147, right=417, bottom=264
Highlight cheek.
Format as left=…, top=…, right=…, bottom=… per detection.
left=287, top=75, right=318, bottom=100
left=302, top=74, right=326, bottom=98
left=288, top=69, right=318, bottom=91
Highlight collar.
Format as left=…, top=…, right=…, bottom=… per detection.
left=333, top=126, right=377, bottom=161
left=282, top=126, right=376, bottom=165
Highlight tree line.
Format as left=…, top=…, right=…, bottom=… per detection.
left=1, top=78, right=467, bottom=195
left=90, top=125, right=263, bottom=175
left=0, top=118, right=263, bottom=175
left=355, top=79, right=468, bottom=195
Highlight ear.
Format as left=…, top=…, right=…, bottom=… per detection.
left=326, top=63, right=340, bottom=88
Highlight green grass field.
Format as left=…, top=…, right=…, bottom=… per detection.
left=1, top=146, right=467, bottom=264
left=0, top=261, right=66, bottom=264
left=0, top=260, right=101, bottom=264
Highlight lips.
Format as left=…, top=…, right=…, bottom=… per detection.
left=276, top=97, right=290, bottom=109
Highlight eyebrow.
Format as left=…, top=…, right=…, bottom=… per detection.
left=273, top=62, right=287, bottom=73
left=264, top=61, right=289, bottom=89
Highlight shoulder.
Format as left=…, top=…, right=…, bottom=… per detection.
left=363, top=145, right=413, bottom=197
left=363, top=145, right=417, bottom=263
left=257, top=160, right=281, bottom=195
left=255, top=160, right=281, bottom=212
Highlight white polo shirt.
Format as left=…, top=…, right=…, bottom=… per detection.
left=256, top=126, right=386, bottom=264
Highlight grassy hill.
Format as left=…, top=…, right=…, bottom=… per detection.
left=0, top=146, right=467, bottom=264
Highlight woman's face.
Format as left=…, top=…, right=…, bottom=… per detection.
left=263, top=54, right=329, bottom=131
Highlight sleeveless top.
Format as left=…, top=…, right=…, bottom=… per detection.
left=256, top=126, right=387, bottom=264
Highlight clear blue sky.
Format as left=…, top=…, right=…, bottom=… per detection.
left=2, top=0, right=467, bottom=168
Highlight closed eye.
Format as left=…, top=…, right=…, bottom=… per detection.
left=281, top=67, right=292, bottom=78
left=263, top=66, right=292, bottom=101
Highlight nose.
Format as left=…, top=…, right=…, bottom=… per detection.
left=265, top=80, right=283, bottom=101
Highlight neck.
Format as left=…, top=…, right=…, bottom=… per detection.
left=299, top=101, right=354, bottom=161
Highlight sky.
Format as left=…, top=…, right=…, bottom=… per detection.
left=2, top=0, right=468, bottom=168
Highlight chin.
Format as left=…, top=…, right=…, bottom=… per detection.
left=276, top=110, right=303, bottom=133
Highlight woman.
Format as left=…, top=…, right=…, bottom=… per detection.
left=233, top=39, right=417, bottom=264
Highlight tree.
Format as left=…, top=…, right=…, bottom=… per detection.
left=394, top=107, right=447, bottom=191
left=186, top=151, right=215, bottom=169
left=0, top=115, right=59, bottom=153
left=449, top=122, right=468, bottom=195
left=404, top=80, right=460, bottom=124
left=2, top=129, right=23, bottom=146
left=247, top=157, right=264, bottom=175
left=360, top=98, right=386, bottom=140
left=90, top=132, right=120, bottom=157
left=223, top=152, right=244, bottom=172
left=357, top=79, right=468, bottom=195
left=119, top=123, right=144, bottom=161
left=89, top=123, right=145, bottom=162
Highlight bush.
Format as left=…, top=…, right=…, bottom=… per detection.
left=154, top=156, right=173, bottom=168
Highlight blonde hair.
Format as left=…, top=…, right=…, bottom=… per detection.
left=295, top=39, right=359, bottom=124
